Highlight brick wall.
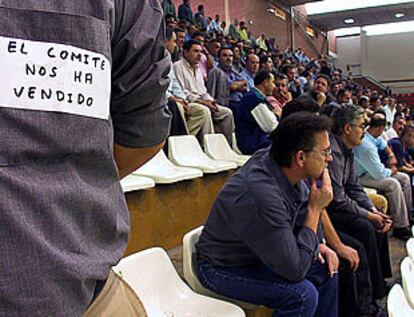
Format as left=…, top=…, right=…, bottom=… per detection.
left=170, top=0, right=328, bottom=58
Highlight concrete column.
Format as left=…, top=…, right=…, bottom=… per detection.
left=224, top=0, right=230, bottom=24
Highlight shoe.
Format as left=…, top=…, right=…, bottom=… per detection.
left=393, top=227, right=411, bottom=240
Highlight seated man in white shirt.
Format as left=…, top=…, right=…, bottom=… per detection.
left=173, top=40, right=234, bottom=144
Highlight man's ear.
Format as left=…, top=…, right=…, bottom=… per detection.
left=344, top=123, right=352, bottom=135
left=295, top=150, right=306, bottom=168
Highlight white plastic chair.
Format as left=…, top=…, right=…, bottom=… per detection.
left=363, top=187, right=377, bottom=195
left=183, top=226, right=260, bottom=310
left=113, top=247, right=245, bottom=317
left=232, top=132, right=242, bottom=155
left=169, top=135, right=238, bottom=173
left=387, top=284, right=414, bottom=317
left=407, top=238, right=414, bottom=263
left=120, top=175, right=155, bottom=193
left=400, top=256, right=414, bottom=308
left=133, top=150, right=203, bottom=184
left=204, top=134, right=251, bottom=167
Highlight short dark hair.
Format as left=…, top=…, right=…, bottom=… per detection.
left=330, top=105, right=364, bottom=135
left=275, top=73, right=288, bottom=81
left=282, top=64, right=296, bottom=75
left=315, top=74, right=331, bottom=86
left=369, top=113, right=387, bottom=128
left=254, top=70, right=272, bottom=86
left=280, top=100, right=320, bottom=121
left=183, top=39, right=202, bottom=51
left=358, top=96, right=369, bottom=106
left=259, top=55, right=271, bottom=65
left=271, top=112, right=332, bottom=167
left=197, top=4, right=204, bottom=11
left=337, top=89, right=351, bottom=99
left=370, top=96, right=380, bottom=104
left=192, top=31, right=205, bottom=39
left=174, top=27, right=186, bottom=34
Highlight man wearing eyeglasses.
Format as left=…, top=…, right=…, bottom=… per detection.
left=196, top=112, right=338, bottom=317
left=327, top=106, right=392, bottom=315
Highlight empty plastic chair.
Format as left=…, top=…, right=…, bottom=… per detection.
left=387, top=284, right=414, bottom=317
left=120, top=175, right=155, bottom=193
left=407, top=238, right=414, bottom=262
left=204, top=134, right=251, bottom=167
left=400, top=256, right=414, bottom=308
left=133, top=150, right=203, bottom=184
left=183, top=226, right=259, bottom=310
left=169, top=135, right=237, bottom=173
left=113, top=247, right=245, bottom=317
left=232, top=132, right=242, bottom=155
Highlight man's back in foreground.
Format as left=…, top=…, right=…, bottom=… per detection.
left=0, top=1, right=170, bottom=315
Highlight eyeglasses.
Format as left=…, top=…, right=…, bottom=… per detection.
left=350, top=123, right=366, bottom=130
left=305, top=148, right=332, bottom=158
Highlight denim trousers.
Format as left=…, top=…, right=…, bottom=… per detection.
left=197, top=259, right=338, bottom=317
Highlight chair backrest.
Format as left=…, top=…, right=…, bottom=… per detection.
left=169, top=135, right=211, bottom=166
left=400, top=256, right=414, bottom=308
left=232, top=132, right=242, bottom=155
left=113, top=247, right=187, bottom=306
left=120, top=175, right=155, bottom=192
left=407, top=238, right=414, bottom=262
left=182, top=226, right=204, bottom=290
left=204, top=134, right=238, bottom=161
left=387, top=284, right=414, bottom=317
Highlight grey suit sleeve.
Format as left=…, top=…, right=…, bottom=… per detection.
left=328, top=155, right=371, bottom=218
left=110, top=0, right=171, bottom=148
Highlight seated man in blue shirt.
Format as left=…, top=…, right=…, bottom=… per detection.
left=206, top=47, right=248, bottom=110
left=240, top=54, right=260, bottom=90
left=354, top=113, right=411, bottom=239
left=234, top=70, right=278, bottom=154
left=196, top=112, right=338, bottom=317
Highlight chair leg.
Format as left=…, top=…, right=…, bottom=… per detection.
left=245, top=307, right=273, bottom=317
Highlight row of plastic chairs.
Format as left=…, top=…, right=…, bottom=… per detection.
left=114, top=227, right=414, bottom=316
left=120, top=134, right=251, bottom=193
left=387, top=236, right=414, bottom=316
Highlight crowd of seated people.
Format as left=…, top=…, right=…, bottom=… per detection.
left=161, top=1, right=414, bottom=316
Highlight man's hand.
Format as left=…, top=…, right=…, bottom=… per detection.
left=367, top=212, right=386, bottom=231
left=316, top=92, right=326, bottom=106
left=387, top=155, right=397, bottom=167
left=280, top=90, right=292, bottom=102
left=336, top=244, right=360, bottom=271
left=390, top=165, right=398, bottom=175
left=377, top=211, right=393, bottom=233
left=319, top=244, right=339, bottom=277
left=309, top=168, right=333, bottom=211
left=199, top=100, right=219, bottom=112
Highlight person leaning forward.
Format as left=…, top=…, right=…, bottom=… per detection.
left=196, top=112, right=338, bottom=317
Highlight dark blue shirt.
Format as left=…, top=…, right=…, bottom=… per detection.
left=178, top=3, right=193, bottom=23
left=235, top=88, right=272, bottom=155
left=196, top=147, right=320, bottom=282
left=388, top=137, right=410, bottom=168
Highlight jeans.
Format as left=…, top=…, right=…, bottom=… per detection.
left=197, top=259, right=338, bottom=317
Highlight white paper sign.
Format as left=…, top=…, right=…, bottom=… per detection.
left=0, top=36, right=111, bottom=120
